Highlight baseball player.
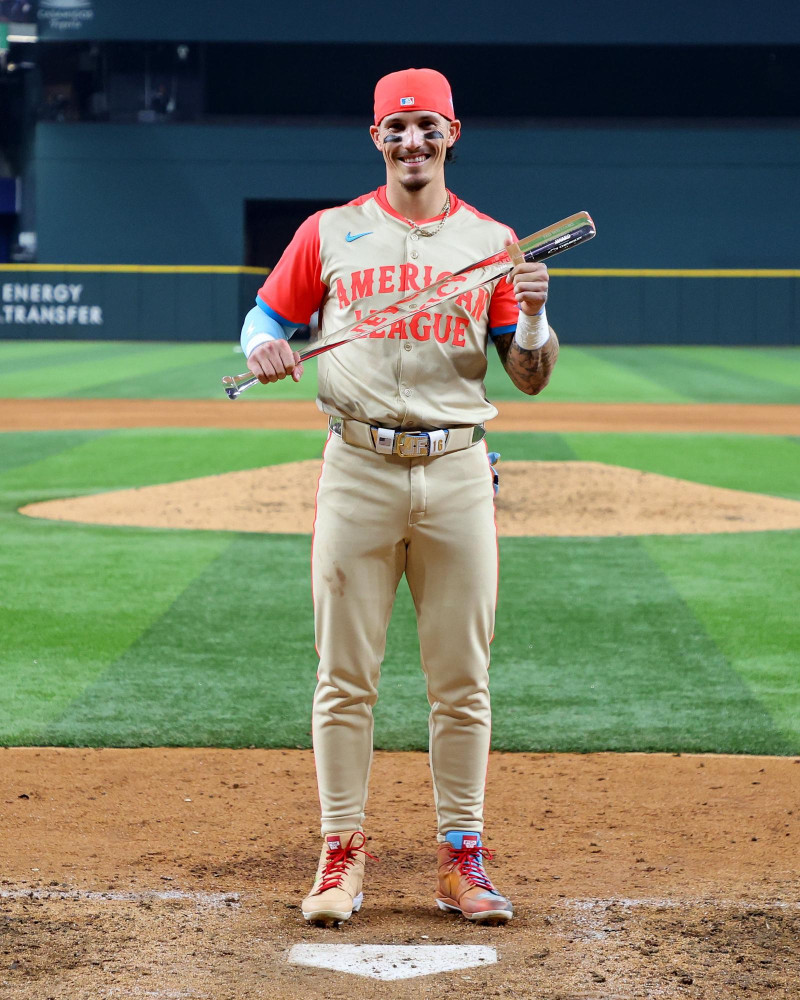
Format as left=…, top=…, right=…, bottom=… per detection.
left=240, top=68, right=557, bottom=925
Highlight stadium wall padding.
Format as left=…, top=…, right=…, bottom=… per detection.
left=2, top=267, right=797, bottom=345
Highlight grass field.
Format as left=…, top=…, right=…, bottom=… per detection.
left=1, top=342, right=798, bottom=754
left=1, top=340, right=800, bottom=402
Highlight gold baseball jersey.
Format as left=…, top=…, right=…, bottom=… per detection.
left=257, top=186, right=520, bottom=430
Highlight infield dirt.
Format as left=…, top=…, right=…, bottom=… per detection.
left=20, top=459, right=800, bottom=538
left=1, top=748, right=798, bottom=999
left=1, top=398, right=799, bottom=434
left=4, top=398, right=799, bottom=998
left=12, top=398, right=800, bottom=539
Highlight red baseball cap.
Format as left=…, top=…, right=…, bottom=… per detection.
left=373, top=68, right=455, bottom=125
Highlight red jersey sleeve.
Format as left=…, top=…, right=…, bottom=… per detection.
left=256, top=211, right=327, bottom=325
left=488, top=226, right=520, bottom=336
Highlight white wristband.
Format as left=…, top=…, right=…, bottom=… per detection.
left=513, top=307, right=550, bottom=350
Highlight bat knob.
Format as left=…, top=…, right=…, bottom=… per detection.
left=222, top=373, right=255, bottom=400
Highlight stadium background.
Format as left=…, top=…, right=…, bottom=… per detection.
left=1, top=0, right=800, bottom=343
left=0, top=3, right=799, bottom=998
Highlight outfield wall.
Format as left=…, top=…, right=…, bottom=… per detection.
left=1, top=266, right=797, bottom=345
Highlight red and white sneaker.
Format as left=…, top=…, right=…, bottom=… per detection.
left=436, top=832, right=513, bottom=924
left=301, top=831, right=377, bottom=926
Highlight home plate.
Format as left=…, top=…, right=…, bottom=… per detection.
left=288, top=943, right=498, bottom=980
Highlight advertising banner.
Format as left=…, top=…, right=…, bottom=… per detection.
left=37, top=0, right=94, bottom=36
left=0, top=267, right=266, bottom=341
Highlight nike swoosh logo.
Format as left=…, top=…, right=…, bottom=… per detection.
left=345, top=231, right=373, bottom=242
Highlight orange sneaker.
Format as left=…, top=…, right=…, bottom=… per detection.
left=436, top=832, right=513, bottom=924
left=301, top=831, right=377, bottom=926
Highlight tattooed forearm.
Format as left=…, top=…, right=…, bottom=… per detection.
left=494, top=328, right=560, bottom=395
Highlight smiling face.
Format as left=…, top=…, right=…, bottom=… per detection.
left=369, top=110, right=461, bottom=193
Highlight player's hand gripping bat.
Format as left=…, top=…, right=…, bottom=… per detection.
left=222, top=210, right=595, bottom=399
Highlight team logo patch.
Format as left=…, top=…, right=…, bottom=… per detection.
left=400, top=96, right=415, bottom=107
left=463, top=835, right=479, bottom=850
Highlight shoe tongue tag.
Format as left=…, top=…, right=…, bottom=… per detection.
left=326, top=835, right=342, bottom=850
left=462, top=835, right=479, bottom=851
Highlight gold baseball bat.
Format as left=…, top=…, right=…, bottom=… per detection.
left=222, top=210, right=595, bottom=399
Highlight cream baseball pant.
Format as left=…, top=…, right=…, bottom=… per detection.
left=311, top=431, right=498, bottom=841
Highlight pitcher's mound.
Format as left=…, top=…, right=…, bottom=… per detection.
left=18, top=460, right=800, bottom=537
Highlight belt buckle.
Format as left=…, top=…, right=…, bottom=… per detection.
left=395, top=432, right=429, bottom=457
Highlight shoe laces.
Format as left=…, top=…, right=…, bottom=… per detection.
left=446, top=843, right=497, bottom=892
left=317, top=832, right=379, bottom=893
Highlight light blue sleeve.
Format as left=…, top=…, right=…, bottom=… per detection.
left=240, top=301, right=299, bottom=358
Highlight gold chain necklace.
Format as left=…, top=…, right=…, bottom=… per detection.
left=402, top=195, right=451, bottom=238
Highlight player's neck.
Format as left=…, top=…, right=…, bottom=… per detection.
left=384, top=177, right=449, bottom=223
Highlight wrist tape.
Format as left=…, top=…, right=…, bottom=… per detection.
left=513, top=307, right=550, bottom=350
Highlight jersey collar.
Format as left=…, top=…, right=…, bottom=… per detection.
left=375, top=185, right=461, bottom=227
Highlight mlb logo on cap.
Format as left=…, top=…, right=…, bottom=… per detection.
left=373, top=68, right=455, bottom=125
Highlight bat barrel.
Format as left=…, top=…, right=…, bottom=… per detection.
left=509, top=211, right=596, bottom=267
left=524, top=222, right=596, bottom=264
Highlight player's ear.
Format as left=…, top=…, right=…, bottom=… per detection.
left=447, top=119, right=462, bottom=146
left=369, top=125, right=383, bottom=151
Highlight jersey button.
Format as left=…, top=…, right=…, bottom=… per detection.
left=409, top=250, right=419, bottom=260
left=403, top=343, right=412, bottom=351
left=403, top=387, right=413, bottom=397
